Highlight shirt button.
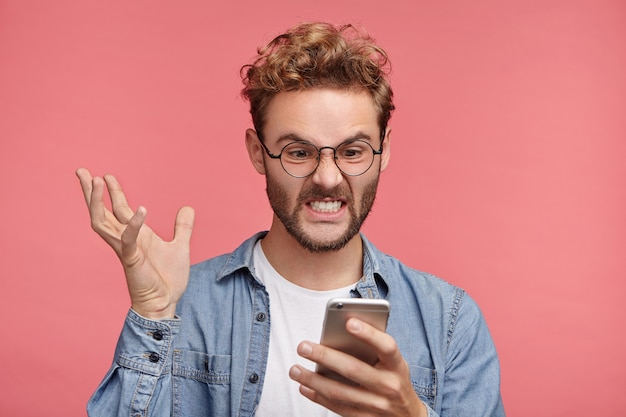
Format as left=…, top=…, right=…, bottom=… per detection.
left=153, top=330, right=164, bottom=341
left=256, top=312, right=266, bottom=322
left=249, top=373, right=259, bottom=383
left=148, top=352, right=160, bottom=363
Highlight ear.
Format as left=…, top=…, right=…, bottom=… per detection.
left=379, top=128, right=391, bottom=173
left=245, top=128, right=267, bottom=175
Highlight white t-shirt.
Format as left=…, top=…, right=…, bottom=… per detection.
left=253, top=241, right=353, bottom=417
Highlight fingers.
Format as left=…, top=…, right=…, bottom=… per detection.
left=88, top=175, right=109, bottom=231
left=294, top=319, right=405, bottom=389
left=291, top=329, right=421, bottom=416
left=289, top=365, right=363, bottom=416
left=104, top=174, right=135, bottom=223
left=173, top=206, right=195, bottom=245
left=76, top=169, right=127, bottom=226
left=77, top=169, right=138, bottom=225
left=76, top=168, right=94, bottom=206
left=345, top=318, right=402, bottom=367
left=120, top=206, right=147, bottom=260
left=76, top=168, right=193, bottom=261
left=76, top=169, right=136, bottom=251
left=290, top=360, right=384, bottom=416
left=294, top=340, right=374, bottom=388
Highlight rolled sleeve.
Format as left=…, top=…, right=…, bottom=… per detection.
left=87, top=309, right=181, bottom=417
left=115, top=309, right=180, bottom=375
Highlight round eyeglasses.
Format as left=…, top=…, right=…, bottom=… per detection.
left=258, top=137, right=384, bottom=178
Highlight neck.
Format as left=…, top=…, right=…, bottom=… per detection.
left=260, top=218, right=364, bottom=291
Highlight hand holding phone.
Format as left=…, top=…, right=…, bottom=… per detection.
left=316, top=298, right=390, bottom=384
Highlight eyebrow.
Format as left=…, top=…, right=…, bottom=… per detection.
left=274, top=131, right=375, bottom=146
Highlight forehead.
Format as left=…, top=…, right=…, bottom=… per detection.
left=263, top=89, right=379, bottom=145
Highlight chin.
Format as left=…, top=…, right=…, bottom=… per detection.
left=291, top=228, right=359, bottom=253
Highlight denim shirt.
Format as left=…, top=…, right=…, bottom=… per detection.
left=87, top=232, right=505, bottom=417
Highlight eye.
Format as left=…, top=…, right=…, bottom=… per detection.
left=283, top=143, right=317, bottom=161
left=291, top=149, right=311, bottom=159
left=337, top=141, right=369, bottom=161
left=342, top=148, right=363, bottom=158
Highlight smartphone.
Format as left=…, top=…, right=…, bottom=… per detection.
left=316, top=297, right=390, bottom=384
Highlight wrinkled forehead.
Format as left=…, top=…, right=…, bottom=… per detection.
left=261, top=89, right=382, bottom=146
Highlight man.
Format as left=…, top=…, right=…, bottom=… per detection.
left=77, top=22, right=504, bottom=416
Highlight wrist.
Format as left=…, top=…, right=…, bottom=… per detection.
left=131, top=304, right=177, bottom=320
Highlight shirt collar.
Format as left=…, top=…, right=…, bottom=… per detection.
left=216, top=231, right=390, bottom=298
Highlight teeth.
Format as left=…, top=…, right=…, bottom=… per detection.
left=310, top=200, right=342, bottom=213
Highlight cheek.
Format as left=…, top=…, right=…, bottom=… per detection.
left=267, top=172, right=302, bottom=202
left=348, top=175, right=373, bottom=194
left=351, top=175, right=379, bottom=205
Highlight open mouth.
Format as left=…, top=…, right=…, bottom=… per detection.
left=309, top=200, right=342, bottom=213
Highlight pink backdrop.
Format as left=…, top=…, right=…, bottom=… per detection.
left=1, top=1, right=625, bottom=415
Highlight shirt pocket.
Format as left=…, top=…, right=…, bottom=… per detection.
left=172, top=349, right=231, bottom=416
left=409, top=365, right=437, bottom=410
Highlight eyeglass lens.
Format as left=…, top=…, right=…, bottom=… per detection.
left=279, top=140, right=376, bottom=177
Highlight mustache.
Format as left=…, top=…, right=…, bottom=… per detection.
left=297, top=184, right=352, bottom=202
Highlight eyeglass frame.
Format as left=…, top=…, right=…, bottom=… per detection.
left=257, top=131, right=386, bottom=178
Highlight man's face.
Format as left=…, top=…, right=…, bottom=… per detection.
left=253, top=89, right=390, bottom=253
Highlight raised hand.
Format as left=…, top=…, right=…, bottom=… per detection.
left=76, top=168, right=195, bottom=319
left=289, top=318, right=427, bottom=417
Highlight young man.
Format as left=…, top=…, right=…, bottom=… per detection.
left=77, top=22, right=504, bottom=417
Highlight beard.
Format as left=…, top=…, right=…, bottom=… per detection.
left=265, top=173, right=379, bottom=253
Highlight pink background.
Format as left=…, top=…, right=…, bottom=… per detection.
left=1, top=1, right=625, bottom=415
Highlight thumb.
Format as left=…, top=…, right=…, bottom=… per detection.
left=173, top=206, right=195, bottom=244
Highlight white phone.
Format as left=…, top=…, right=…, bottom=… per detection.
left=316, top=297, right=390, bottom=384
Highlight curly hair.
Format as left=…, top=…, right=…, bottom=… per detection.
left=241, top=22, right=394, bottom=138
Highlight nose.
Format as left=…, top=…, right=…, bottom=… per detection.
left=310, top=148, right=343, bottom=190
